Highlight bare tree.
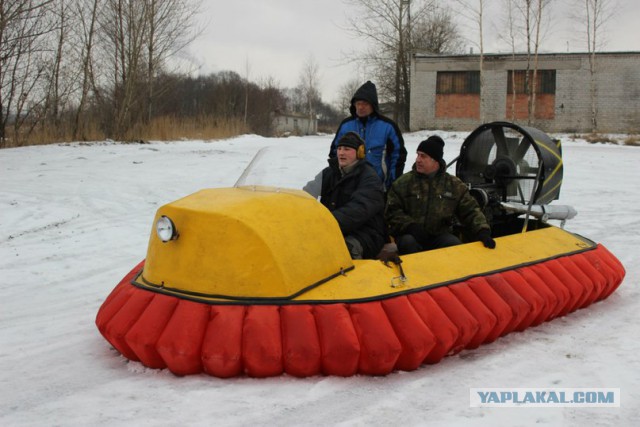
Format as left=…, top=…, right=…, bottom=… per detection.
left=40, top=0, right=77, bottom=135
left=144, top=0, right=201, bottom=123
left=94, top=0, right=145, bottom=137
left=243, top=56, right=250, bottom=125
left=500, top=0, right=519, bottom=120
left=249, top=76, right=286, bottom=136
left=343, top=0, right=438, bottom=129
left=94, top=0, right=200, bottom=139
left=497, top=0, right=554, bottom=124
left=452, top=0, right=488, bottom=122
left=570, top=0, right=615, bottom=131
left=0, top=0, right=55, bottom=146
left=71, top=0, right=101, bottom=140
left=336, top=77, right=363, bottom=114
left=297, top=54, right=321, bottom=134
left=528, top=0, right=554, bottom=122
left=412, top=5, right=464, bottom=54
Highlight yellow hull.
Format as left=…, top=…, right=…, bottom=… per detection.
left=136, top=187, right=595, bottom=304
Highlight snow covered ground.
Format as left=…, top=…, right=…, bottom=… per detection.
left=1, top=130, right=638, bottom=426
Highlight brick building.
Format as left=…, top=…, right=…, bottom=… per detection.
left=410, top=51, right=640, bottom=133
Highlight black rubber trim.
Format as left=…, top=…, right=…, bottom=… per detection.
left=131, top=238, right=597, bottom=306
left=133, top=265, right=355, bottom=302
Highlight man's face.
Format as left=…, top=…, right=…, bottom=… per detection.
left=415, top=151, right=439, bottom=175
left=354, top=100, right=373, bottom=118
left=337, top=146, right=358, bottom=168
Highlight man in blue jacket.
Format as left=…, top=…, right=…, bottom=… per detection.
left=329, top=81, right=407, bottom=191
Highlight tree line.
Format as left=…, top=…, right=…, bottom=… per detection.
left=1, top=0, right=615, bottom=148
left=0, top=0, right=341, bottom=148
left=1, top=0, right=195, bottom=147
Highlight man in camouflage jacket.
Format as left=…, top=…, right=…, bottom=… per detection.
left=385, top=136, right=496, bottom=254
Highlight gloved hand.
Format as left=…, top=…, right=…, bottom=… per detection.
left=477, top=229, right=496, bottom=249
left=405, top=223, right=429, bottom=245
left=377, top=243, right=401, bottom=265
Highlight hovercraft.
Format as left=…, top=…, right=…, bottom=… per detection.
left=96, top=122, right=625, bottom=378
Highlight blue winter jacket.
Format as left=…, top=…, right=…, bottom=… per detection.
left=329, top=81, right=406, bottom=190
left=330, top=115, right=405, bottom=190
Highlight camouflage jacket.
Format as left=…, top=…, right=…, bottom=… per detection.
left=385, top=165, right=490, bottom=238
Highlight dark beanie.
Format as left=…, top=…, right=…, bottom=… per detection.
left=337, top=131, right=364, bottom=150
left=417, top=135, right=445, bottom=161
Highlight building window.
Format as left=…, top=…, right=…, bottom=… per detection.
left=436, top=71, right=480, bottom=94
left=505, top=69, right=556, bottom=120
left=435, top=71, right=481, bottom=119
left=507, top=70, right=556, bottom=94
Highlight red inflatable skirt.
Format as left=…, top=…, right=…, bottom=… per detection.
left=96, top=244, right=625, bottom=378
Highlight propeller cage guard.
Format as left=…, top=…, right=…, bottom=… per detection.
left=456, top=121, right=563, bottom=207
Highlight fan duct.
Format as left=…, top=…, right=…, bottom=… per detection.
left=456, top=121, right=563, bottom=206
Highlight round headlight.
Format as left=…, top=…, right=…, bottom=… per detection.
left=156, top=215, right=178, bottom=242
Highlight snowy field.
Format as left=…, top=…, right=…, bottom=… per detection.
left=1, top=130, right=638, bottom=426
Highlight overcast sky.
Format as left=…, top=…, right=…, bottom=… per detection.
left=181, top=0, right=639, bottom=105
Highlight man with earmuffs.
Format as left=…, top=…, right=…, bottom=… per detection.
left=304, top=131, right=386, bottom=259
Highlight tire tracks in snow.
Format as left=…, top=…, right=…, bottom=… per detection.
left=3, top=214, right=80, bottom=243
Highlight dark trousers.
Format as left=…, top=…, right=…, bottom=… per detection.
left=396, top=233, right=461, bottom=255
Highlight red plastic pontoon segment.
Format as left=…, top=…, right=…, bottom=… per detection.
left=313, top=304, right=360, bottom=376
left=95, top=245, right=625, bottom=378
left=448, top=282, right=497, bottom=349
left=280, top=305, right=322, bottom=377
left=349, top=301, right=402, bottom=375
left=127, top=293, right=179, bottom=369
left=406, top=292, right=458, bottom=364
left=202, top=305, right=245, bottom=378
left=381, top=296, right=436, bottom=371
left=465, top=276, right=513, bottom=343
